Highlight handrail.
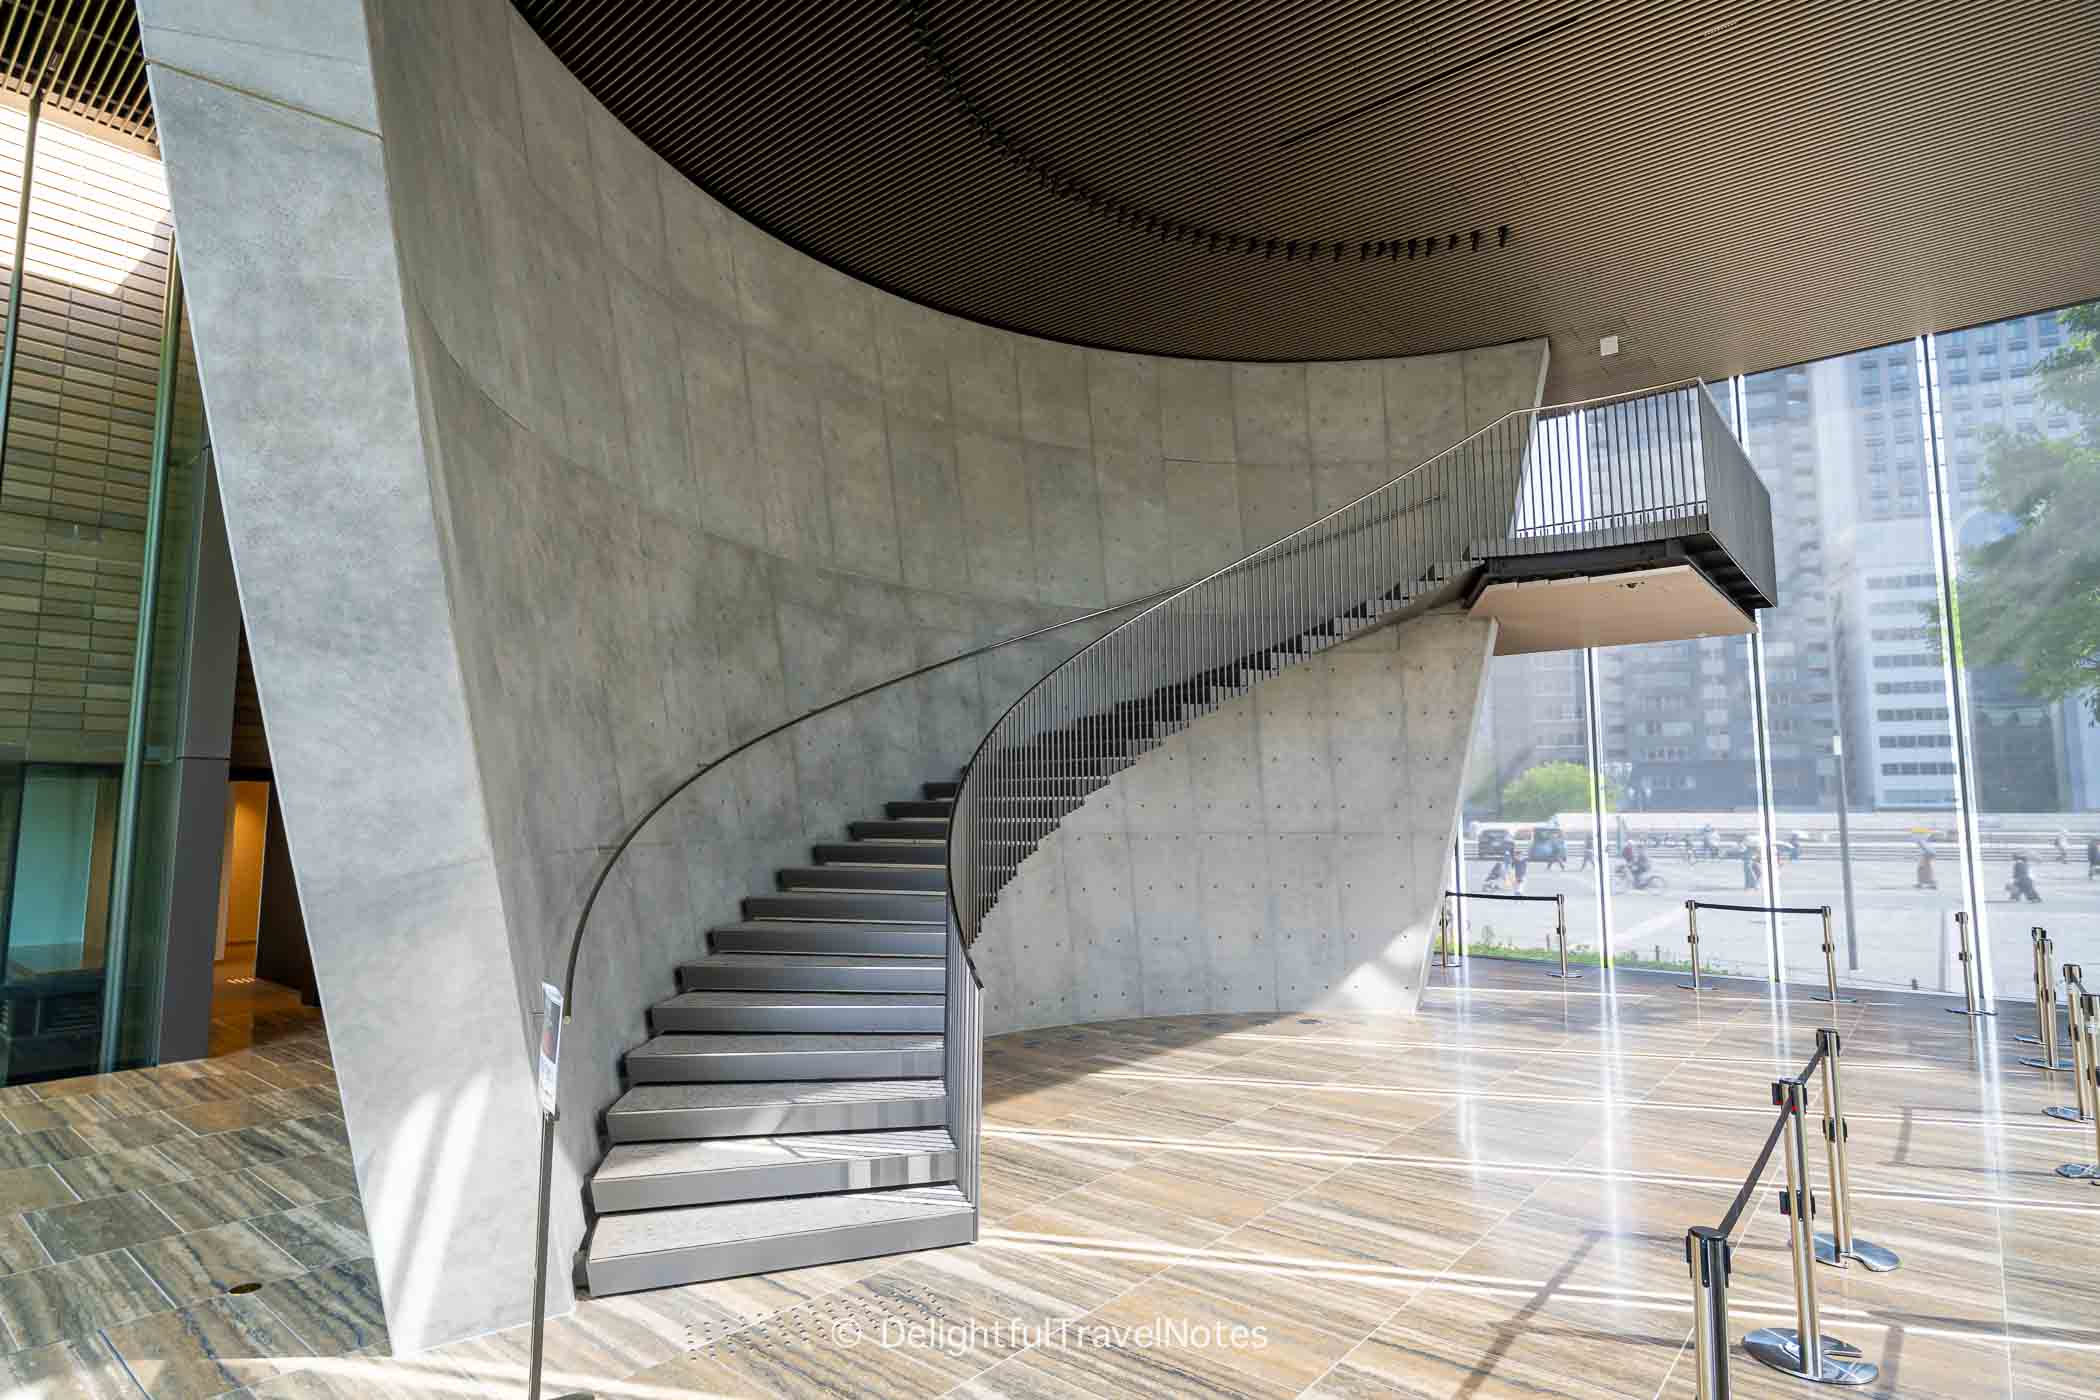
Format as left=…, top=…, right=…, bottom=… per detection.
left=523, top=582, right=1168, bottom=1400
left=946, top=377, right=1763, bottom=951
left=551, top=584, right=1170, bottom=1011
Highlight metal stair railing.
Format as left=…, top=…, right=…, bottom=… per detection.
left=945, top=379, right=1772, bottom=953
left=524, top=584, right=1171, bottom=1400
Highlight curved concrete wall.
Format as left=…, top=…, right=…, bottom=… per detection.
left=980, top=611, right=1498, bottom=1036
left=152, top=0, right=1545, bottom=1349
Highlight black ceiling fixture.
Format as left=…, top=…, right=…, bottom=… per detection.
left=890, top=0, right=1512, bottom=270
left=509, top=0, right=2100, bottom=396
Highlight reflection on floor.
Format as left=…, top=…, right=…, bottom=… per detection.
left=0, top=969, right=358, bottom=1398
left=208, top=951, right=321, bottom=1059
left=10, top=958, right=2100, bottom=1397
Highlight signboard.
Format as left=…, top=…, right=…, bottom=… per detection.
left=537, top=983, right=564, bottom=1117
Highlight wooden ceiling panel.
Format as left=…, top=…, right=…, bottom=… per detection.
left=495, top=3, right=2100, bottom=390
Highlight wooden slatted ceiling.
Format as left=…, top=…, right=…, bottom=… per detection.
left=514, top=0, right=2100, bottom=396
left=0, top=1, right=153, bottom=146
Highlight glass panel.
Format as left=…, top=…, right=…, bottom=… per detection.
left=0, top=109, right=180, bottom=1082
left=1458, top=652, right=1604, bottom=970
left=1593, top=635, right=1768, bottom=977
left=1941, top=302, right=2100, bottom=1000
left=1745, top=341, right=1969, bottom=995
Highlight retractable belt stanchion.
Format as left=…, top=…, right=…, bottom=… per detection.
left=1809, top=905, right=1853, bottom=1006
left=1810, top=1028, right=1898, bottom=1272
left=1745, top=1071, right=1879, bottom=1387
left=1547, top=893, right=1578, bottom=981
left=2046, top=965, right=2093, bottom=1134
left=2059, top=977, right=2100, bottom=1178
left=1685, top=1226, right=1732, bottom=1400
left=2017, top=928, right=2070, bottom=1069
left=2086, top=993, right=2100, bottom=1189
left=1681, top=900, right=1705, bottom=993
left=1442, top=890, right=1569, bottom=979
left=1946, top=911, right=1995, bottom=1018
left=1683, top=901, right=1853, bottom=1001
left=1435, top=895, right=1453, bottom=970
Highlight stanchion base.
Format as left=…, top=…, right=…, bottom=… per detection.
left=2056, top=1163, right=2098, bottom=1180
left=1548, top=971, right=1584, bottom=980
left=1945, top=1007, right=1997, bottom=1017
left=1744, top=1329, right=1878, bottom=1386
left=1811, top=994, right=1859, bottom=1004
left=1677, top=983, right=1704, bottom=992
left=2018, top=1055, right=2074, bottom=1070
left=1815, top=1233, right=1900, bottom=1273
left=2014, top=1033, right=2043, bottom=1044
left=2042, top=1106, right=2092, bottom=1123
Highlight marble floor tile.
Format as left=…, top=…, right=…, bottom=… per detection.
left=104, top=1294, right=314, bottom=1398
left=251, top=1257, right=388, bottom=1357
left=248, top=1197, right=369, bottom=1270
left=0, top=1211, right=53, bottom=1275
left=130, top=1219, right=309, bottom=1306
left=0, top=1128, right=95, bottom=1171
left=24, top=1191, right=183, bottom=1262
left=52, top=1146, right=190, bottom=1201
left=0, top=1249, right=173, bottom=1348
left=246, top=1152, right=358, bottom=1208
left=140, top=1172, right=297, bottom=1233
left=0, top=1162, right=79, bottom=1215
left=74, top=1113, right=194, bottom=1156
left=167, top=1098, right=289, bottom=1136
left=0, top=1334, right=146, bottom=1398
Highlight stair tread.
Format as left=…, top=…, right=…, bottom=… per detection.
left=634, top=1033, right=943, bottom=1055
left=611, top=1078, right=944, bottom=1112
left=657, top=991, right=945, bottom=1010
left=714, top=919, right=942, bottom=934
left=590, top=1184, right=972, bottom=1260
left=687, top=953, right=941, bottom=968
left=596, top=1128, right=956, bottom=1183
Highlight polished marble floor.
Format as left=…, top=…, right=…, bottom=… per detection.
left=10, top=958, right=2099, bottom=1397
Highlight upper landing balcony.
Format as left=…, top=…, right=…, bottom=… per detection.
left=1466, top=382, right=1777, bottom=654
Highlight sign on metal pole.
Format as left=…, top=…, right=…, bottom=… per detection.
left=538, top=983, right=564, bottom=1118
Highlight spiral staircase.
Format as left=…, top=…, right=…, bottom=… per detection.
left=574, top=382, right=1776, bottom=1296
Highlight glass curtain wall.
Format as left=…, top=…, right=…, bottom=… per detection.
left=0, top=98, right=188, bottom=1082
left=1937, top=306, right=2100, bottom=997
left=1457, top=651, right=1604, bottom=969
left=1450, top=302, right=2097, bottom=1004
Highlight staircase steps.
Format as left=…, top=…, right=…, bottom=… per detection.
left=777, top=865, right=944, bottom=894
left=678, top=954, right=943, bottom=994
left=707, top=921, right=943, bottom=956
left=923, top=780, right=958, bottom=799
left=811, top=841, right=943, bottom=866
left=604, top=1079, right=947, bottom=1143
left=583, top=1184, right=974, bottom=1297
left=650, top=991, right=945, bottom=1035
left=848, top=817, right=948, bottom=839
left=743, top=889, right=945, bottom=922
left=591, top=1128, right=958, bottom=1212
left=885, top=799, right=953, bottom=818
left=625, top=1033, right=944, bottom=1082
